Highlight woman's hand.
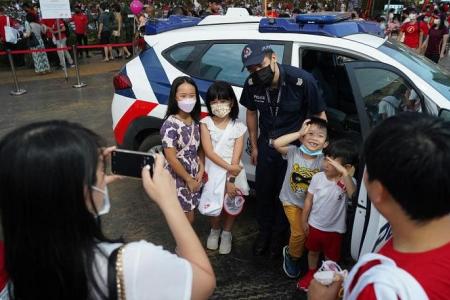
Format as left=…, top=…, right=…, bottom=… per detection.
left=102, top=146, right=123, bottom=184
left=142, top=154, right=178, bottom=207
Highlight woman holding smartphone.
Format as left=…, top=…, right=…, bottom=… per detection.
left=0, top=120, right=215, bottom=300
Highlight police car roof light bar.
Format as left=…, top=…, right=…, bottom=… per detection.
left=145, top=16, right=201, bottom=35
left=296, top=12, right=352, bottom=24
left=259, top=16, right=384, bottom=38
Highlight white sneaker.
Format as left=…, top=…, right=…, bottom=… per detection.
left=219, top=231, right=232, bottom=254
left=206, top=229, right=221, bottom=250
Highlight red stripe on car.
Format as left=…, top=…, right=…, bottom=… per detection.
left=114, top=100, right=158, bottom=144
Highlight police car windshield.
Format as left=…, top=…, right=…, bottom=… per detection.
left=379, top=40, right=450, bottom=101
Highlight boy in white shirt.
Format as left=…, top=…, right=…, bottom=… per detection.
left=298, top=139, right=358, bottom=291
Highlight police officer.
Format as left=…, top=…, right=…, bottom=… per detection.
left=240, top=41, right=326, bottom=257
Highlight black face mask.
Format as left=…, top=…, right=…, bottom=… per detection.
left=252, top=63, right=274, bottom=87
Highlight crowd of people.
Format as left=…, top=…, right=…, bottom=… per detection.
left=379, top=3, right=450, bottom=63
left=0, top=35, right=449, bottom=299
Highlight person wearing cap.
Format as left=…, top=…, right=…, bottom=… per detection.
left=240, top=41, right=326, bottom=257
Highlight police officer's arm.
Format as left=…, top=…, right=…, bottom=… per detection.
left=305, top=75, right=327, bottom=121
left=240, top=81, right=259, bottom=165
left=200, top=123, right=242, bottom=174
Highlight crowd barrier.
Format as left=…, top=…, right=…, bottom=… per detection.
left=0, top=42, right=134, bottom=96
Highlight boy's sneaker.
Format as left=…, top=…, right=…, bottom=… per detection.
left=206, top=229, right=221, bottom=250
left=297, top=269, right=316, bottom=292
left=219, top=231, right=232, bottom=254
left=282, top=246, right=301, bottom=278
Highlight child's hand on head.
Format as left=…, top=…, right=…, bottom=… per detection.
left=299, top=119, right=311, bottom=138
left=326, top=157, right=349, bottom=177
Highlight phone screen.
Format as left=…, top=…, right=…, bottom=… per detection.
left=111, top=149, right=154, bottom=178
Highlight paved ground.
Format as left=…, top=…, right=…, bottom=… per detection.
left=1, top=53, right=450, bottom=299
left=0, top=68, right=307, bottom=299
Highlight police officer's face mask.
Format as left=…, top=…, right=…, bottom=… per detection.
left=252, top=61, right=274, bottom=87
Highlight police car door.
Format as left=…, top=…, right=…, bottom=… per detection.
left=343, top=61, right=427, bottom=259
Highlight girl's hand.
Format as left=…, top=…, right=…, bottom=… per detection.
left=325, top=157, right=350, bottom=177
left=187, top=177, right=201, bottom=193
left=228, top=164, right=242, bottom=177
left=195, top=169, right=204, bottom=183
left=142, top=154, right=178, bottom=207
left=226, top=182, right=237, bottom=198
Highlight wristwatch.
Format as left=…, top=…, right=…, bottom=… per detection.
left=228, top=176, right=236, bottom=183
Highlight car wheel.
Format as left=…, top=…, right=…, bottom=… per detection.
left=138, top=133, right=163, bottom=155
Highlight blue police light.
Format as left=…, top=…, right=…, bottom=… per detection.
left=259, top=12, right=384, bottom=38
left=145, top=16, right=201, bottom=35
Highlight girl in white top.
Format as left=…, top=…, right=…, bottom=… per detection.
left=0, top=121, right=215, bottom=300
left=200, top=81, right=250, bottom=255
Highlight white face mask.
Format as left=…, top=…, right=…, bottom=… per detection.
left=434, top=19, right=440, bottom=25
left=91, top=185, right=110, bottom=216
left=211, top=102, right=231, bottom=118
left=409, top=13, right=417, bottom=21
left=177, top=97, right=196, bottom=113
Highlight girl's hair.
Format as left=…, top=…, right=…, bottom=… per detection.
left=164, top=76, right=201, bottom=122
left=205, top=80, right=239, bottom=121
left=0, top=120, right=115, bottom=300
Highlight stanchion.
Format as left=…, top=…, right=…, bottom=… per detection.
left=72, top=46, right=87, bottom=88
left=7, top=50, right=27, bottom=96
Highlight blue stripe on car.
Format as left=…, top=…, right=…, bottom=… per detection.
left=139, top=48, right=171, bottom=104
left=192, top=78, right=211, bottom=101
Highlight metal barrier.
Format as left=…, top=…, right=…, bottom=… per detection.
left=0, top=42, right=134, bottom=95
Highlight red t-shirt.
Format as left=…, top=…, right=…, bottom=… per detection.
left=0, top=15, right=18, bottom=42
left=51, top=19, right=67, bottom=40
left=72, top=13, right=88, bottom=34
left=401, top=21, right=428, bottom=48
left=352, top=239, right=450, bottom=299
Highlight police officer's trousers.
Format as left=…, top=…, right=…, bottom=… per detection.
left=255, top=137, right=289, bottom=241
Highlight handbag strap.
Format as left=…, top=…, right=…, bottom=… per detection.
left=6, top=17, right=10, bottom=27
left=108, top=245, right=126, bottom=300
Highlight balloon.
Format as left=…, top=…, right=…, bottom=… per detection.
left=130, top=0, right=144, bottom=15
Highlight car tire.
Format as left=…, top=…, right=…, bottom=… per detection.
left=138, top=133, right=163, bottom=154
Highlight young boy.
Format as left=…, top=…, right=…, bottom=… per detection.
left=308, top=113, right=450, bottom=299
left=273, top=117, right=329, bottom=278
left=298, top=139, right=358, bottom=291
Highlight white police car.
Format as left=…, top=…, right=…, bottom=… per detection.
left=111, top=10, right=450, bottom=260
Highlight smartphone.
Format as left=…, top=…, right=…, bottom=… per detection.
left=111, top=149, right=154, bottom=178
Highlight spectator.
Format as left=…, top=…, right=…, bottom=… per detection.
left=98, top=2, right=114, bottom=62
left=398, top=9, right=428, bottom=51
left=50, top=18, right=74, bottom=69
left=24, top=13, right=50, bottom=74
left=72, top=7, right=90, bottom=59
left=424, top=14, right=449, bottom=63
left=0, top=6, right=19, bottom=48
left=0, top=120, right=216, bottom=300
left=308, top=113, right=450, bottom=299
left=112, top=4, right=131, bottom=59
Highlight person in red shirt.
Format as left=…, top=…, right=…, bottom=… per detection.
left=308, top=113, right=450, bottom=299
left=72, top=7, right=90, bottom=58
left=399, top=9, right=428, bottom=51
left=50, top=19, right=74, bottom=69
left=0, top=7, right=18, bottom=46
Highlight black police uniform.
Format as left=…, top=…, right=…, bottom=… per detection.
left=240, top=63, right=326, bottom=252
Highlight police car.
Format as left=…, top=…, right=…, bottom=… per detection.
left=111, top=10, right=450, bottom=260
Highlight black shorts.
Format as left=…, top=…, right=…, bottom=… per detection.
left=100, top=31, right=111, bottom=44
